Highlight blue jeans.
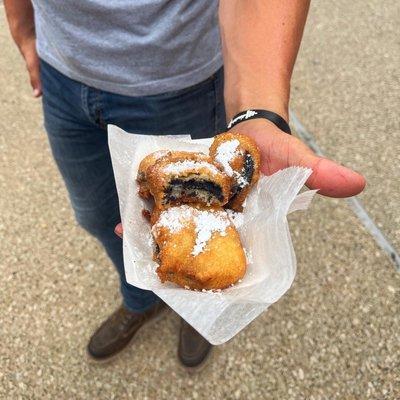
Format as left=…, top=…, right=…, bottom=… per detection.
left=40, top=60, right=226, bottom=312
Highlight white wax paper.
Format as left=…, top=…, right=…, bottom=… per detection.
left=108, top=124, right=315, bottom=345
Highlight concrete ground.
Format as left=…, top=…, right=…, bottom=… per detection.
left=0, top=1, right=399, bottom=399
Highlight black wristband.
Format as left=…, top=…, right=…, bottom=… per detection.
left=227, top=109, right=291, bottom=134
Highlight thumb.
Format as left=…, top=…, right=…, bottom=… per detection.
left=303, top=152, right=366, bottom=198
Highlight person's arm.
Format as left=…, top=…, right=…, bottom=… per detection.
left=4, top=0, right=42, bottom=97
left=219, top=0, right=365, bottom=197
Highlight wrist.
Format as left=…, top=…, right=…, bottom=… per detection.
left=227, top=108, right=291, bottom=134
left=16, top=31, right=36, bottom=51
left=224, top=80, right=290, bottom=122
left=229, top=118, right=279, bottom=132
left=229, top=118, right=288, bottom=144
left=14, top=34, right=37, bottom=64
left=226, top=97, right=289, bottom=124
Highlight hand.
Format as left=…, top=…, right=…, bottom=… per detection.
left=114, top=119, right=365, bottom=236
left=230, top=119, right=366, bottom=197
left=4, top=0, right=41, bottom=96
left=19, top=37, right=42, bottom=97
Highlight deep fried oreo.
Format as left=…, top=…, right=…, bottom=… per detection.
left=151, top=205, right=246, bottom=290
left=146, top=152, right=230, bottom=208
left=137, top=150, right=170, bottom=199
left=209, top=132, right=261, bottom=211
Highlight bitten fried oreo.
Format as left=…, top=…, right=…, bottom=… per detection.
left=137, top=150, right=170, bottom=199
left=209, top=132, right=261, bottom=211
left=146, top=152, right=230, bottom=208
left=151, top=205, right=246, bottom=290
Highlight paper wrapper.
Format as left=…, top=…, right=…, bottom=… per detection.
left=108, top=125, right=316, bottom=345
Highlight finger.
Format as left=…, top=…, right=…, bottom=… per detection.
left=33, top=87, right=42, bottom=98
left=242, top=122, right=366, bottom=198
left=114, top=223, right=123, bottom=238
left=25, top=55, right=42, bottom=97
left=29, top=65, right=42, bottom=97
left=304, top=154, right=366, bottom=198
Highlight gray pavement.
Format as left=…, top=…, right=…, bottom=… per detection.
left=1, top=2, right=399, bottom=399
left=291, top=0, right=400, bottom=250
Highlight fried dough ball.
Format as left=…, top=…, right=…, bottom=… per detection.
left=209, top=132, right=261, bottom=211
left=137, top=150, right=170, bottom=199
left=151, top=205, right=246, bottom=290
left=146, top=152, right=230, bottom=209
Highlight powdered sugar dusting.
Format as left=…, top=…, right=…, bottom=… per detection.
left=236, top=175, right=248, bottom=188
left=163, top=160, right=220, bottom=175
left=214, top=140, right=249, bottom=188
left=152, top=205, right=230, bottom=256
left=192, top=212, right=229, bottom=256
left=153, top=205, right=194, bottom=233
left=214, top=139, right=240, bottom=177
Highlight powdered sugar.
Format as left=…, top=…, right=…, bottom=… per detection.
left=192, top=211, right=229, bottom=256
left=214, top=140, right=249, bottom=188
left=236, top=174, right=249, bottom=188
left=163, top=160, right=220, bottom=175
left=152, top=205, right=194, bottom=233
left=214, top=139, right=240, bottom=177
left=152, top=205, right=230, bottom=256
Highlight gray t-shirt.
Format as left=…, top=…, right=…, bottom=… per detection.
left=33, top=1, right=222, bottom=96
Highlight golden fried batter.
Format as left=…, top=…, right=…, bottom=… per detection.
left=137, top=150, right=170, bottom=199
left=209, top=132, right=261, bottom=211
left=146, top=151, right=230, bottom=209
left=151, top=205, right=246, bottom=290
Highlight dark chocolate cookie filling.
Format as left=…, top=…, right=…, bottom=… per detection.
left=229, top=152, right=255, bottom=201
left=164, top=178, right=224, bottom=204
left=242, top=152, right=255, bottom=183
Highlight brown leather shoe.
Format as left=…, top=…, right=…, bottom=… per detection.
left=87, top=302, right=167, bottom=362
left=178, top=318, right=213, bottom=371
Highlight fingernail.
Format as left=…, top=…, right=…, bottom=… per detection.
left=33, top=88, right=41, bottom=97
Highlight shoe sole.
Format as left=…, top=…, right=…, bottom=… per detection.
left=86, top=306, right=171, bottom=365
